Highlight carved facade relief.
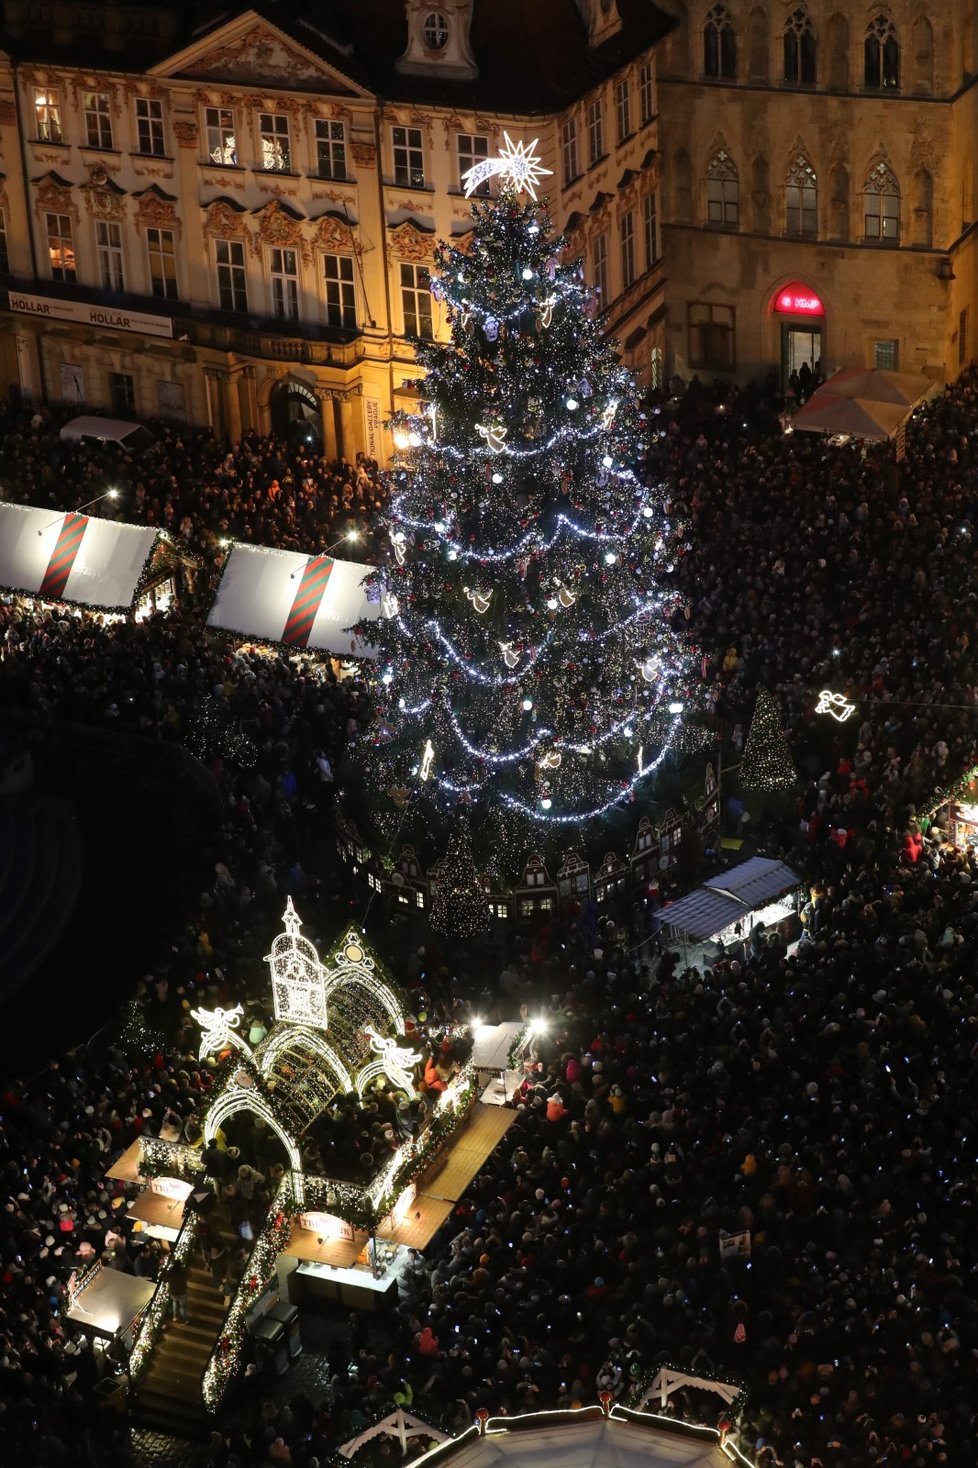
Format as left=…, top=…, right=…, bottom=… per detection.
left=79, top=163, right=126, bottom=218
left=204, top=197, right=250, bottom=241
left=180, top=23, right=344, bottom=91
left=386, top=218, right=435, bottom=265
left=173, top=120, right=199, bottom=149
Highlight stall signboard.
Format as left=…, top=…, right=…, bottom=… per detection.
left=299, top=1211, right=355, bottom=1243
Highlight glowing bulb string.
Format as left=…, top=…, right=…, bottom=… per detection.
left=391, top=501, right=657, bottom=565
left=402, top=418, right=620, bottom=462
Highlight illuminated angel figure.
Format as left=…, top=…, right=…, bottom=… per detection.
left=363, top=1026, right=422, bottom=1095
left=190, top=1003, right=252, bottom=1062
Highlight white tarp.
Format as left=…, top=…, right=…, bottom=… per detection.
left=0, top=502, right=158, bottom=610
left=206, top=543, right=380, bottom=657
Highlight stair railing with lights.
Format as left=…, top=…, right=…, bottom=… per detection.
left=128, top=1209, right=200, bottom=1386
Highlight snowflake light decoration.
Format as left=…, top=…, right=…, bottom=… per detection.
left=462, top=132, right=553, bottom=201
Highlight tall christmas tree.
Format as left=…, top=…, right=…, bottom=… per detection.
left=358, top=137, right=692, bottom=861
left=740, top=688, right=797, bottom=790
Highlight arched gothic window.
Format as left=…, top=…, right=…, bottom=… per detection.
left=784, top=9, right=817, bottom=84
left=865, top=14, right=899, bottom=89
left=704, top=3, right=737, bottom=78
left=785, top=155, right=818, bottom=235
left=706, top=149, right=740, bottom=226
left=864, top=160, right=900, bottom=243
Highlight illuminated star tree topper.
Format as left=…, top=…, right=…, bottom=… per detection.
left=462, top=132, right=553, bottom=201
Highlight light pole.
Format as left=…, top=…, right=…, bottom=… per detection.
left=36, top=488, right=118, bottom=535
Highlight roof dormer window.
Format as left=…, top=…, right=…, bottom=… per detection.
left=423, top=11, right=449, bottom=50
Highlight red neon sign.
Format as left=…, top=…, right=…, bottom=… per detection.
left=774, top=282, right=824, bottom=316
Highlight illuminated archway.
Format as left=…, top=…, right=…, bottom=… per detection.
left=203, top=1084, right=305, bottom=1205
left=256, top=1025, right=353, bottom=1093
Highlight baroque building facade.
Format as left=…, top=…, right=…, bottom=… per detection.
left=658, top=0, right=978, bottom=385
left=0, top=0, right=669, bottom=457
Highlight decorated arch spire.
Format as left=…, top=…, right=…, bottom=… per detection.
left=265, top=897, right=328, bottom=1028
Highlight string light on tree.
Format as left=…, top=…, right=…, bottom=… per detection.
left=353, top=159, right=693, bottom=854
left=741, top=689, right=797, bottom=791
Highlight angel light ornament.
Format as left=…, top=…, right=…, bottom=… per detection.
left=499, top=640, right=521, bottom=669
left=557, top=583, right=578, bottom=609
left=464, top=586, right=493, bottom=614
left=191, top=1003, right=251, bottom=1062
left=637, top=656, right=660, bottom=683
left=364, top=1027, right=422, bottom=1095
left=475, top=421, right=508, bottom=452
left=390, top=528, right=408, bottom=566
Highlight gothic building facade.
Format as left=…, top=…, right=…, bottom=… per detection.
left=0, top=0, right=669, bottom=455
left=658, top=1, right=978, bottom=385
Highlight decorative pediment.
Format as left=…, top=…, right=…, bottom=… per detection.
left=313, top=210, right=355, bottom=253
left=133, top=185, right=180, bottom=233
left=204, top=196, right=250, bottom=241
left=79, top=163, right=127, bottom=219
left=163, top=18, right=361, bottom=97
left=387, top=218, right=435, bottom=265
left=253, top=199, right=309, bottom=262
left=32, top=171, right=77, bottom=219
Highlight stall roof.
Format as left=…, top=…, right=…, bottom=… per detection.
left=0, top=503, right=158, bottom=610
left=665, top=858, right=800, bottom=942
left=421, top=1104, right=518, bottom=1202
left=67, top=1268, right=155, bottom=1337
left=412, top=1409, right=730, bottom=1468
left=206, top=543, right=381, bottom=656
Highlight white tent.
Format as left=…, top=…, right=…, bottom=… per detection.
left=0, top=502, right=158, bottom=610
left=206, top=542, right=381, bottom=657
left=411, top=1408, right=736, bottom=1468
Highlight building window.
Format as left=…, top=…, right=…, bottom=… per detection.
left=215, top=238, right=247, bottom=312
left=706, top=149, right=739, bottom=227
left=785, top=155, right=818, bottom=236
left=784, top=9, right=817, bottom=84
left=0, top=210, right=8, bottom=274
left=259, top=112, right=291, bottom=172
left=864, top=160, right=900, bottom=243
left=423, top=11, right=449, bottom=50
left=620, top=209, right=635, bottom=288
left=561, top=115, right=579, bottom=186
left=587, top=97, right=604, bottom=168
left=135, top=97, right=165, bottom=156
left=96, top=219, right=124, bottom=292
left=205, top=107, right=237, bottom=166
left=34, top=87, right=62, bottom=143
left=109, top=371, right=136, bottom=416
left=639, top=60, right=655, bottom=124
left=316, top=119, right=347, bottom=180
left=689, top=301, right=735, bottom=369
left=46, top=213, right=75, bottom=283
left=400, top=261, right=433, bottom=338
left=643, top=190, right=660, bottom=266
left=392, top=125, right=425, bottom=187
left=457, top=132, right=489, bottom=193
left=591, top=230, right=609, bottom=304
left=704, top=4, right=737, bottom=79
left=960, top=308, right=969, bottom=367
left=323, top=253, right=356, bottom=329
left=865, top=15, right=899, bottom=89
left=873, top=338, right=899, bottom=370
left=269, top=247, right=299, bottom=320
left=147, top=227, right=178, bottom=300
left=615, top=77, right=632, bottom=143
left=84, top=92, right=113, bottom=150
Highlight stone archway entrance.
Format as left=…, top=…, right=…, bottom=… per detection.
left=270, top=378, right=323, bottom=452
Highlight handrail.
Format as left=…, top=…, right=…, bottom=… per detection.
left=128, top=1209, right=200, bottom=1385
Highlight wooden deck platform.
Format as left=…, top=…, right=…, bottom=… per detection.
left=420, top=1103, right=517, bottom=1202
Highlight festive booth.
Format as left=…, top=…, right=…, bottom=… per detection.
left=206, top=543, right=381, bottom=656
left=0, top=502, right=170, bottom=612
left=116, top=901, right=517, bottom=1419
left=663, top=856, right=801, bottom=965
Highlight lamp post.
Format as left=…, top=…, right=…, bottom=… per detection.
left=36, top=487, right=118, bottom=535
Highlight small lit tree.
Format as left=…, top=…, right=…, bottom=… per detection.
left=740, top=689, right=796, bottom=791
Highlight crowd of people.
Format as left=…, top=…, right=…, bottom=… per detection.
left=2, top=373, right=978, bottom=1468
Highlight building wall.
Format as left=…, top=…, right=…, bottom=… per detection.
left=0, top=6, right=665, bottom=456
left=658, top=0, right=978, bottom=385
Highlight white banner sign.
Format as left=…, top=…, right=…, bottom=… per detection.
left=9, top=291, right=174, bottom=339
left=719, top=1229, right=751, bottom=1260
left=363, top=395, right=383, bottom=461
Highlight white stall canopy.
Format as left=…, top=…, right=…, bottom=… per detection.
left=207, top=543, right=381, bottom=657
left=0, top=503, right=158, bottom=610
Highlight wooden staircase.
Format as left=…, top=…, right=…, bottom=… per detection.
left=132, top=1225, right=238, bottom=1437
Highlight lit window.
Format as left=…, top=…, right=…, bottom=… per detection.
left=401, top=261, right=433, bottom=339
left=205, top=107, right=236, bottom=166
left=46, top=212, right=75, bottom=282
left=392, top=125, right=425, bottom=187
left=135, top=97, right=165, bottom=157
left=269, top=246, right=299, bottom=320
left=259, top=113, right=291, bottom=172
left=84, top=92, right=113, bottom=150
left=457, top=133, right=489, bottom=193
left=323, top=253, right=357, bottom=329
left=147, top=227, right=178, bottom=300
left=96, top=219, right=125, bottom=292
left=873, top=338, right=899, bottom=370
left=316, top=119, right=347, bottom=180
left=706, top=149, right=739, bottom=227
left=34, top=87, right=62, bottom=143
left=215, top=238, right=247, bottom=312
